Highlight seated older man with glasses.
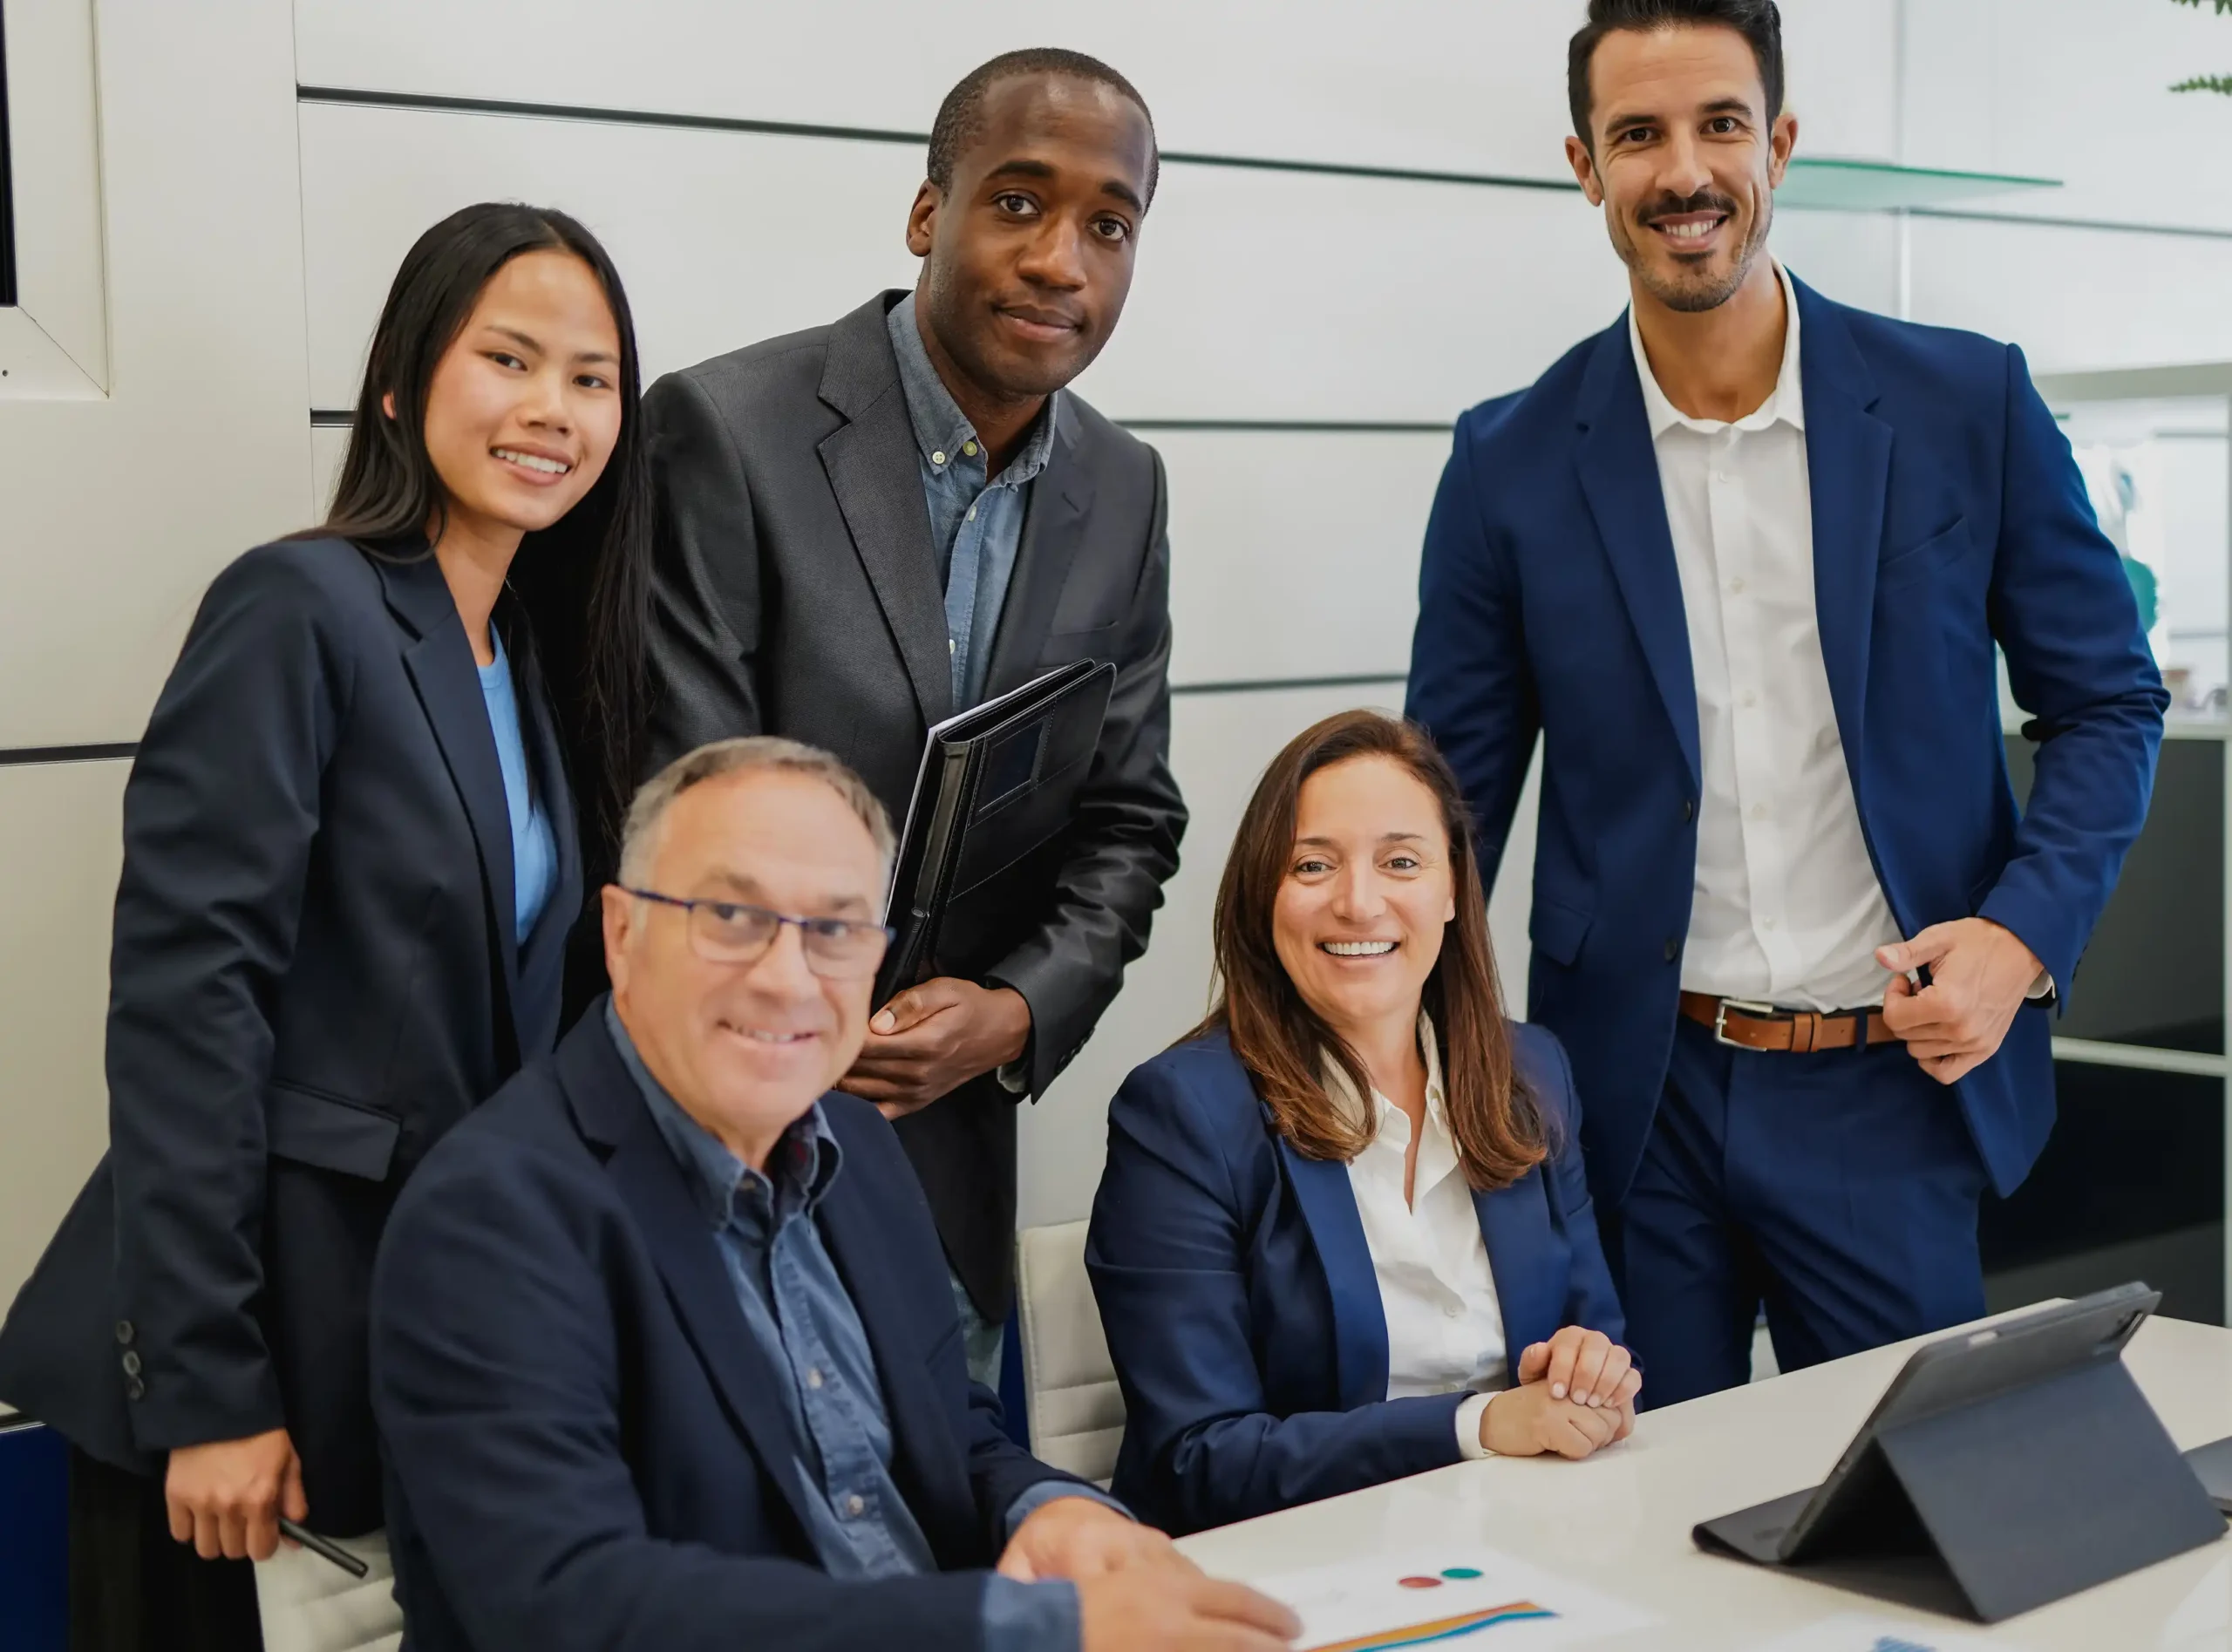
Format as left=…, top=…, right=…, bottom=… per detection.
left=368, top=737, right=1297, bottom=1652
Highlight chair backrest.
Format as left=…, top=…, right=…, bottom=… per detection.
left=1014, top=1220, right=1125, bottom=1486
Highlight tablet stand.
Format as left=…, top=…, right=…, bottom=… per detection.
left=1737, top=1358, right=2224, bottom=1621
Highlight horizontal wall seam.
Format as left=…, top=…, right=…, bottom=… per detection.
left=1117, top=418, right=1453, bottom=434
left=0, top=743, right=137, bottom=767
left=296, top=84, right=926, bottom=146
left=309, top=409, right=1455, bottom=436
left=1906, top=205, right=2232, bottom=243
left=293, top=85, right=1573, bottom=194
left=294, top=85, right=2232, bottom=242
left=1173, top=673, right=1405, bottom=697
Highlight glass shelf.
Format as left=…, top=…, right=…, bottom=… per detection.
left=1779, top=157, right=2060, bottom=211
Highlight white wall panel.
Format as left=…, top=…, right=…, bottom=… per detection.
left=1767, top=209, right=1901, bottom=318
left=0, top=0, right=312, bottom=748
left=1909, top=217, right=2232, bottom=373
left=1777, top=0, right=1902, bottom=166
left=0, top=761, right=126, bottom=1316
left=1158, top=430, right=1448, bottom=686
left=1487, top=741, right=1544, bottom=1022
left=301, top=103, right=1646, bottom=423
left=296, top=0, right=1900, bottom=191
left=311, top=425, right=350, bottom=522
left=1082, top=163, right=1622, bottom=420
left=292, top=0, right=1902, bottom=187
left=297, top=105, right=924, bottom=411
left=294, top=1, right=1582, bottom=184
left=1906, top=0, right=2232, bottom=235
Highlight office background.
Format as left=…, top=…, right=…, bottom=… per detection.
left=3, top=0, right=2232, bottom=1370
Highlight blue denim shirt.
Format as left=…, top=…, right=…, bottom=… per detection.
left=604, top=1003, right=1087, bottom=1649
left=886, top=293, right=1059, bottom=710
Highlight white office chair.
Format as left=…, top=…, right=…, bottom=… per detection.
left=255, top=1530, right=404, bottom=1652
left=1014, top=1220, right=1126, bottom=1486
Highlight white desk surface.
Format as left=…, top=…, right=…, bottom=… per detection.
left=1174, top=1311, right=2232, bottom=1649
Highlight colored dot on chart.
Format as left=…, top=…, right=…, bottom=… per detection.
left=1440, top=1568, right=1483, bottom=1580
left=1397, top=1576, right=1443, bottom=1590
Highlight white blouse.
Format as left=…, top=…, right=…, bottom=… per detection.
left=1328, top=1016, right=1506, bottom=1459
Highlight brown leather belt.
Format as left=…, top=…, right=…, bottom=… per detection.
left=1679, top=991, right=1897, bottom=1053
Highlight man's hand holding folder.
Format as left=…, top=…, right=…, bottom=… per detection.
left=842, top=978, right=1031, bottom=1118
left=835, top=661, right=1117, bottom=1120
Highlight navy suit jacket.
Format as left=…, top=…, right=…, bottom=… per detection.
left=371, top=1009, right=1091, bottom=1652
left=1406, top=279, right=2167, bottom=1210
left=1086, top=1023, right=1622, bottom=1537
left=0, top=539, right=579, bottom=1533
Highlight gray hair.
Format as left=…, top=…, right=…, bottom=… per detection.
left=617, top=737, right=896, bottom=887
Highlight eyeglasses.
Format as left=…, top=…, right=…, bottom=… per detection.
left=623, top=888, right=894, bottom=980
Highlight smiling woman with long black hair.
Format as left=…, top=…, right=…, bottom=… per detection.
left=0, top=202, right=651, bottom=1650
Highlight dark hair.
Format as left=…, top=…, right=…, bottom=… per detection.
left=1192, top=710, right=1546, bottom=1190
left=927, top=48, right=1159, bottom=207
left=316, top=202, right=653, bottom=849
left=1568, top=0, right=1786, bottom=151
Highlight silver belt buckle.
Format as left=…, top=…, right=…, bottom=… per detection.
left=1712, top=997, right=1780, bottom=1047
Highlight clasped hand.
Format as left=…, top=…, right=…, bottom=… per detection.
left=1877, top=917, right=2044, bottom=1085
left=839, top=977, right=1032, bottom=1120
left=999, top=1497, right=1301, bottom=1650
left=165, top=1426, right=306, bottom=1561
left=1480, top=1326, right=1640, bottom=1460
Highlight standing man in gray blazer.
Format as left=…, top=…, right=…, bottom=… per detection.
left=642, top=47, right=1185, bottom=1383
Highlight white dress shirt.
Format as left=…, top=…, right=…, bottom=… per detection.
left=1630, top=262, right=1905, bottom=1011
left=1329, top=1016, right=1507, bottom=1461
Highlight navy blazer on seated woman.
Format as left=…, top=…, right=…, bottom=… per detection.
left=1088, top=1023, right=1620, bottom=1536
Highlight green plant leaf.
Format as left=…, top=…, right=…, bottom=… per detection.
left=2167, top=0, right=2232, bottom=14
left=2172, top=73, right=2232, bottom=92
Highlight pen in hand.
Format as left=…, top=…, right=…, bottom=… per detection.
left=278, top=1516, right=370, bottom=1579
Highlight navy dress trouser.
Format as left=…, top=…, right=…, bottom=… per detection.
left=1616, top=1016, right=1991, bottom=1409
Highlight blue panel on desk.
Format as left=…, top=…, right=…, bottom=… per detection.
left=0, top=1420, right=68, bottom=1652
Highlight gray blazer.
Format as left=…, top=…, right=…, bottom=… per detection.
left=642, top=290, right=1187, bottom=1317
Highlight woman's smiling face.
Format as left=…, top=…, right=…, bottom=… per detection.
left=1271, top=753, right=1458, bottom=1044
left=411, top=248, right=624, bottom=544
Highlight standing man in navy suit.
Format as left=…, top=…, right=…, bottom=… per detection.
left=1406, top=0, right=2166, bottom=1405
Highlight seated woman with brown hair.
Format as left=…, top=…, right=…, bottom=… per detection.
left=1086, top=709, right=1637, bottom=1536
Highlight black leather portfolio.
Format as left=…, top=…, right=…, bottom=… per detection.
left=1694, top=1284, right=2226, bottom=1623
left=875, top=660, right=1116, bottom=1008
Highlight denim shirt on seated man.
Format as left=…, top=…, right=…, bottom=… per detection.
left=1088, top=711, right=1638, bottom=1538
left=370, top=736, right=1298, bottom=1652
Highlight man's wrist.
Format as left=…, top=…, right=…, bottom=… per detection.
left=1004, top=1481, right=1131, bottom=1544
left=982, top=1574, right=1081, bottom=1652
left=983, top=981, right=1034, bottom=1071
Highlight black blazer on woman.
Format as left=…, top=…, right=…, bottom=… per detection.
left=0, top=538, right=582, bottom=1535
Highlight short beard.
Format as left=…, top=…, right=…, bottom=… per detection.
left=1625, top=190, right=1774, bottom=315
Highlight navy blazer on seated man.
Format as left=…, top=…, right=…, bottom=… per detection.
left=371, top=1004, right=1106, bottom=1652
left=1086, top=1023, right=1621, bottom=1537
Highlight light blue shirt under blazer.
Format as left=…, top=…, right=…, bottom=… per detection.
left=887, top=292, right=1059, bottom=709
left=476, top=629, right=558, bottom=944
